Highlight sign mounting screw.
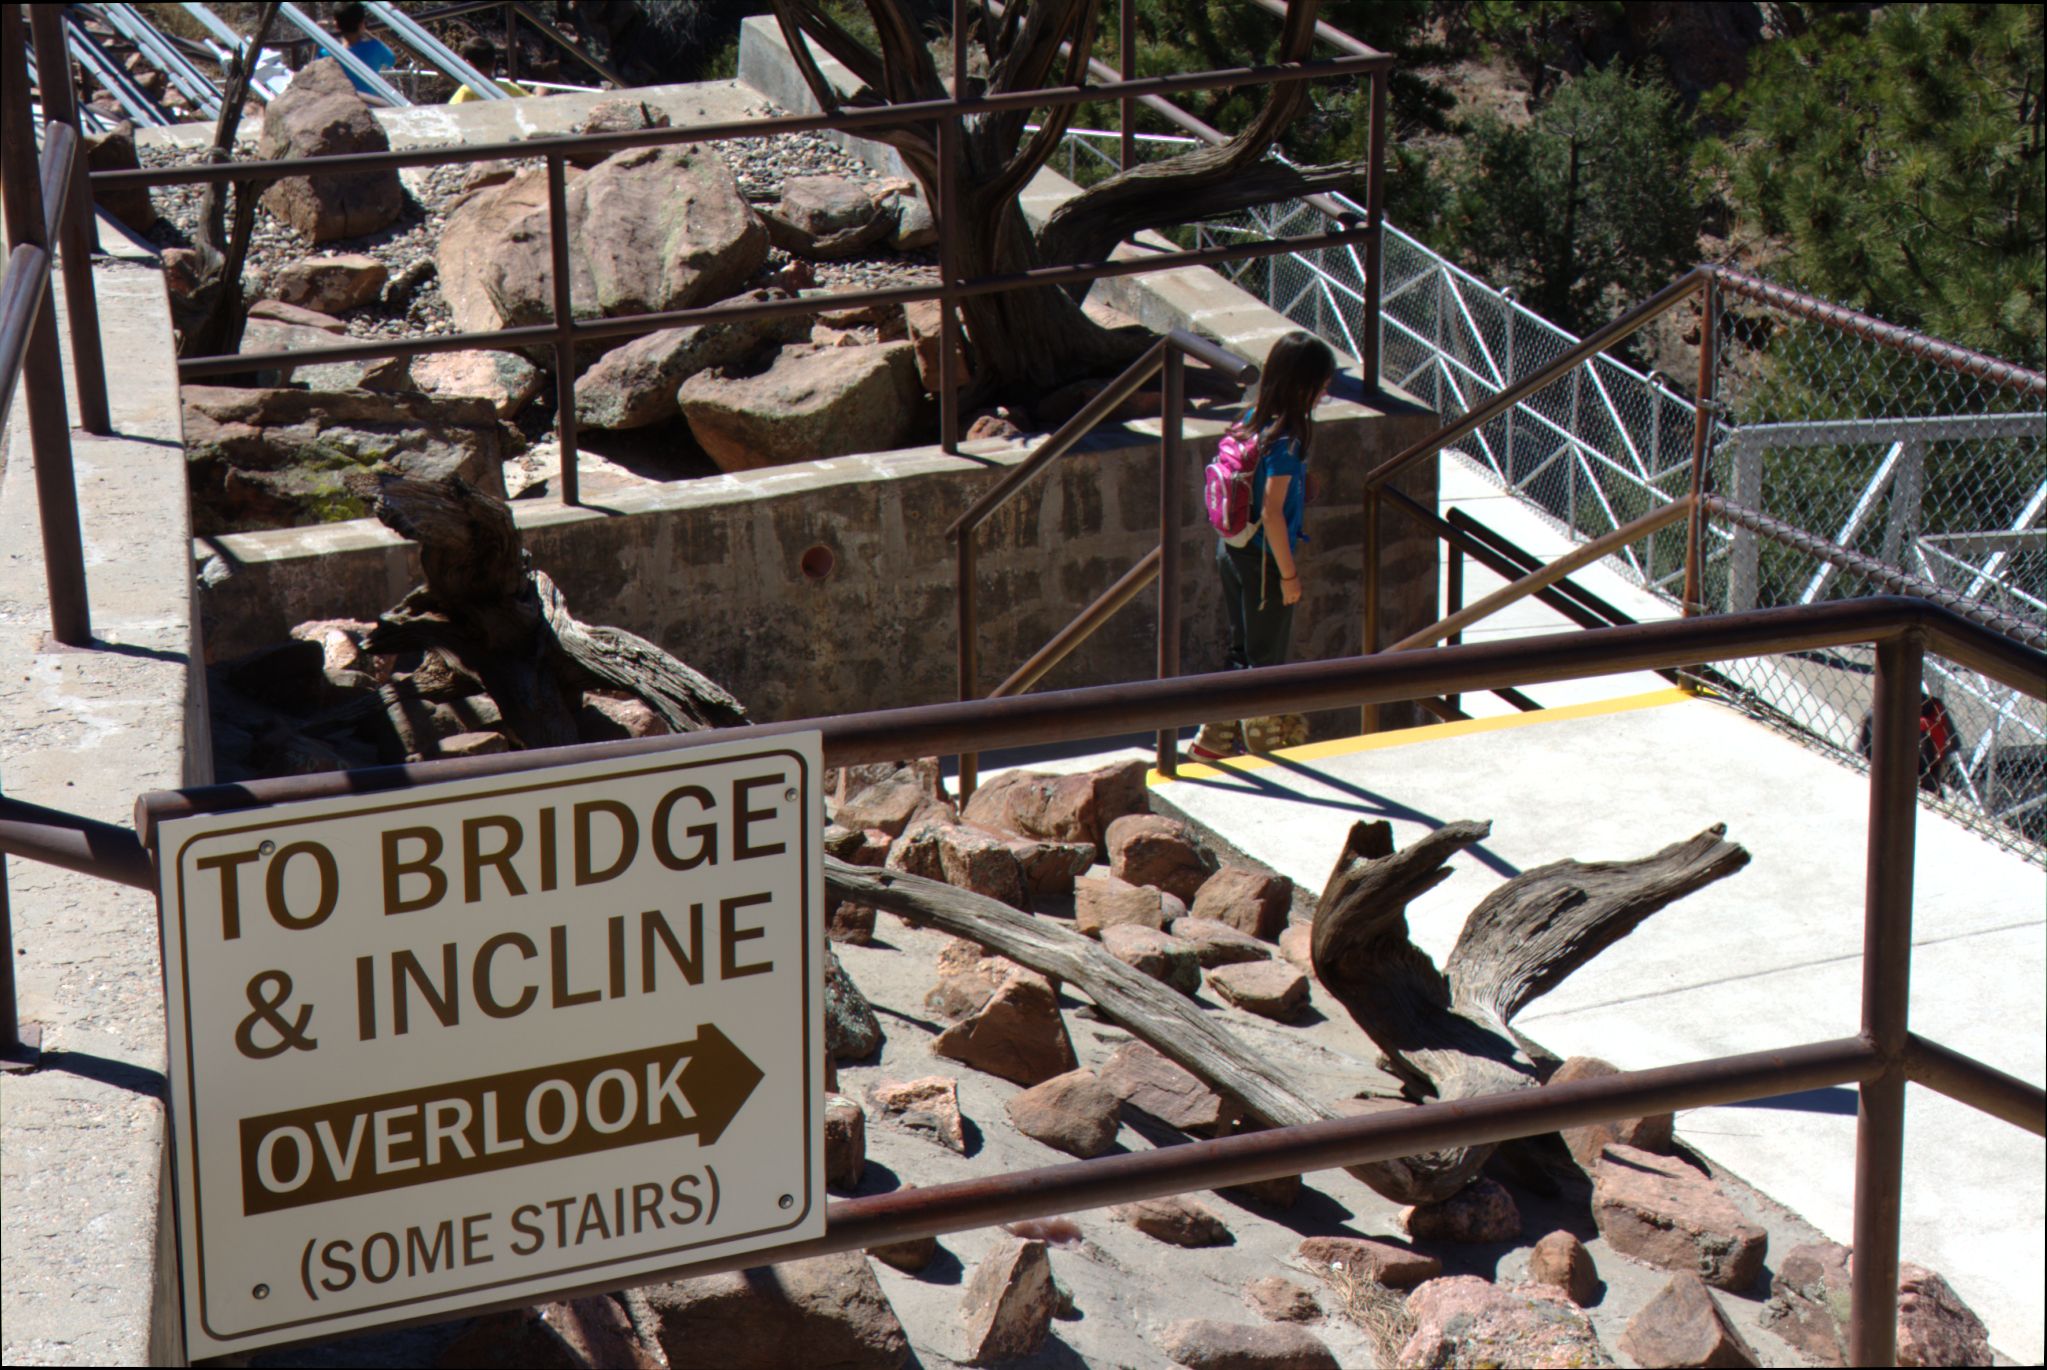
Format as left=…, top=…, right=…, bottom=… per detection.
left=778, top=1193, right=794, bottom=1209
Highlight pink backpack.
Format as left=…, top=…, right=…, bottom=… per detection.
left=1204, top=428, right=1263, bottom=546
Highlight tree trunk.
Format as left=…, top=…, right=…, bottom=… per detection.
left=357, top=474, right=747, bottom=749
left=766, top=0, right=1358, bottom=400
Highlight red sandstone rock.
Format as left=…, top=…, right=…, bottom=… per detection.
left=1074, top=874, right=1170, bottom=936
left=1399, top=1276, right=1614, bottom=1368
left=1278, top=921, right=1314, bottom=970
left=1101, top=923, right=1203, bottom=994
left=642, top=1251, right=909, bottom=1370
left=1005, top=1068, right=1121, bottom=1158
left=962, top=768, right=1100, bottom=844
left=1591, top=1145, right=1767, bottom=1291
left=1105, top=813, right=1218, bottom=903
left=1170, top=916, right=1273, bottom=967
left=925, top=942, right=1028, bottom=1022
left=1110, top=1195, right=1233, bottom=1248
left=1245, top=1276, right=1322, bottom=1324
left=1294, top=1236, right=1441, bottom=1289
left=1550, top=1056, right=1676, bottom=1164
left=1097, top=1041, right=1239, bottom=1133
left=960, top=1237, right=1056, bottom=1365
left=840, top=767, right=957, bottom=836
left=866, top=1076, right=967, bottom=1154
left=1895, top=1262, right=1993, bottom=1367
left=1403, top=1177, right=1522, bottom=1244
left=1761, top=1243, right=1992, bottom=1367
left=1527, top=1229, right=1599, bottom=1306
left=825, top=1093, right=865, bottom=1191
left=1189, top=865, right=1293, bottom=939
left=936, top=824, right=1029, bottom=908
left=1157, top=1319, right=1337, bottom=1370
left=1207, top=961, right=1309, bottom=1020
left=930, top=967, right=1077, bottom=1086
left=1620, top=1272, right=1760, bottom=1368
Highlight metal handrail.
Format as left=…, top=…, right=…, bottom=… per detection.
left=4, top=593, right=2041, bottom=1367
left=946, top=328, right=1259, bottom=792
left=97, top=44, right=1382, bottom=507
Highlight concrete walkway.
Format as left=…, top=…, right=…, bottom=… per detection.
left=1148, top=690, right=2045, bottom=1362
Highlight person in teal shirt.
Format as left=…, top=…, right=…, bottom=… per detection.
left=323, top=2, right=395, bottom=97
left=1190, top=331, right=1337, bottom=760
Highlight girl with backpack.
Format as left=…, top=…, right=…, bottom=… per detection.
left=1190, top=330, right=1338, bottom=761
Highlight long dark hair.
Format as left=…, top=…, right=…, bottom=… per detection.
left=1244, top=330, right=1336, bottom=450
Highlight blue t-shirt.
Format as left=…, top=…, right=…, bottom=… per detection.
left=320, top=35, right=395, bottom=95
left=1250, top=433, right=1307, bottom=555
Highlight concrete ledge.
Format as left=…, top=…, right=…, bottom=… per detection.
left=1, top=258, right=204, bottom=1365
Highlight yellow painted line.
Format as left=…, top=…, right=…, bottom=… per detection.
left=1150, top=686, right=1696, bottom=785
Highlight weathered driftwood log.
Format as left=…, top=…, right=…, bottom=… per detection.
left=1312, top=818, right=1751, bottom=1201
left=832, top=815, right=1749, bottom=1207
left=825, top=856, right=1345, bottom=1138
left=358, top=472, right=747, bottom=748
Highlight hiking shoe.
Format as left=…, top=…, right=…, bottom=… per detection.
left=1242, top=713, right=1307, bottom=755
left=1188, top=720, right=1242, bottom=761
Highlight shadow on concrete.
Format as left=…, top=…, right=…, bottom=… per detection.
left=38, top=1048, right=166, bottom=1099
left=1172, top=751, right=1525, bottom=880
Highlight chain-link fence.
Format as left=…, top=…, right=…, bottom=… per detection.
left=1700, top=288, right=2047, bottom=853
left=1051, top=126, right=2046, bottom=859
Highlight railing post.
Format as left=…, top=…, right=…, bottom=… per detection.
left=1445, top=545, right=1463, bottom=714
left=26, top=2, right=110, bottom=437
left=1683, top=275, right=1717, bottom=615
left=1, top=2, right=91, bottom=646
left=1, top=842, right=41, bottom=1069
left=545, top=149, right=579, bottom=506
left=1360, top=483, right=1380, bottom=734
left=956, top=531, right=978, bottom=800
left=1363, top=69, right=1385, bottom=391
left=1155, top=346, right=1184, bottom=775
left=1119, top=0, right=1135, bottom=171
left=1500, top=286, right=1515, bottom=481
left=936, top=116, right=962, bottom=454
left=1851, top=627, right=1922, bottom=1368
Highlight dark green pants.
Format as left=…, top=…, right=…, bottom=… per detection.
left=1217, top=539, right=1295, bottom=670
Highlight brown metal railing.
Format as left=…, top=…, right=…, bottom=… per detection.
left=1354, top=260, right=2047, bottom=734
left=82, top=19, right=1389, bottom=506
left=946, top=328, right=1258, bottom=796
left=2, top=595, right=2042, bottom=1364
left=0, top=2, right=112, bottom=649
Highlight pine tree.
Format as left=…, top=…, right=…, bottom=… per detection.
left=1709, top=2, right=2045, bottom=368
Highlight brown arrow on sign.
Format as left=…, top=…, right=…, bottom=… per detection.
left=682, top=1022, right=765, bottom=1145
left=238, top=1027, right=767, bottom=1214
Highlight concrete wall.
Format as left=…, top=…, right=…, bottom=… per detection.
left=199, top=401, right=1438, bottom=730
left=1, top=249, right=201, bottom=1365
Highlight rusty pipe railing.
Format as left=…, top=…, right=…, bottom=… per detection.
left=91, top=34, right=1385, bottom=503
left=1384, top=498, right=1694, bottom=654
left=948, top=328, right=1258, bottom=795
left=4, top=596, right=2043, bottom=1365
left=27, top=1, right=110, bottom=436
left=1358, top=270, right=1714, bottom=729
left=1, top=0, right=107, bottom=648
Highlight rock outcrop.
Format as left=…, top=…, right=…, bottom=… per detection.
left=256, top=59, right=404, bottom=242
left=181, top=386, right=513, bottom=534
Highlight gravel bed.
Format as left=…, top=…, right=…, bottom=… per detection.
left=138, top=120, right=937, bottom=348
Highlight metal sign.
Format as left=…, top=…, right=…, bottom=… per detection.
left=153, top=734, right=824, bottom=1357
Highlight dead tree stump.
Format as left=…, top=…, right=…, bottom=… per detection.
left=1311, top=818, right=1750, bottom=1202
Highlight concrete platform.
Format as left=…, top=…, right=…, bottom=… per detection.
left=1149, top=690, right=2045, bottom=1362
